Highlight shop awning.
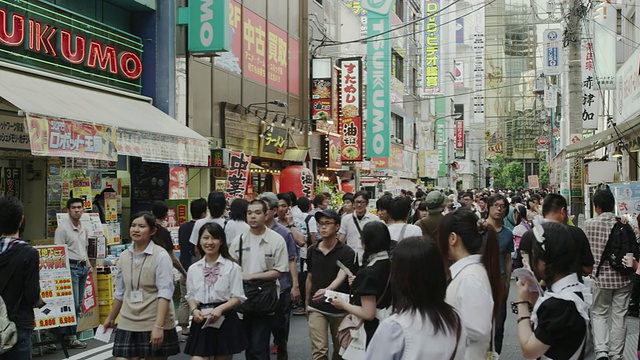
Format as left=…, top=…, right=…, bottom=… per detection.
left=282, top=148, right=310, bottom=162
left=0, top=68, right=209, bottom=165
left=565, top=116, right=640, bottom=157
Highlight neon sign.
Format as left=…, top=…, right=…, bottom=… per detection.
left=0, top=0, right=143, bottom=93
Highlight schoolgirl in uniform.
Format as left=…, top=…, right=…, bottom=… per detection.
left=515, top=222, right=589, bottom=359
left=184, top=222, right=246, bottom=360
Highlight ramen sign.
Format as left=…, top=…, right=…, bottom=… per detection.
left=338, top=58, right=363, bottom=162
left=0, top=1, right=143, bottom=93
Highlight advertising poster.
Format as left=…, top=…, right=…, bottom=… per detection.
left=169, top=166, right=187, bottom=200
left=77, top=272, right=99, bottom=332
left=609, top=182, right=640, bottom=217
left=105, top=222, right=121, bottom=245
left=34, top=245, right=77, bottom=330
left=166, top=199, right=189, bottom=227
left=215, top=0, right=242, bottom=74
left=129, top=157, right=169, bottom=214
left=267, top=24, right=288, bottom=93
left=454, top=106, right=465, bottom=159
left=26, top=115, right=117, bottom=161
left=104, top=191, right=117, bottom=222
left=47, top=179, right=62, bottom=203
left=87, top=170, right=102, bottom=193
left=0, top=117, right=30, bottom=150
left=225, top=151, right=252, bottom=199
left=242, top=8, right=267, bottom=84
left=339, top=58, right=363, bottom=162
left=528, top=175, right=539, bottom=189
left=327, top=135, right=342, bottom=169
left=72, top=178, right=92, bottom=210
left=4, top=167, right=20, bottom=198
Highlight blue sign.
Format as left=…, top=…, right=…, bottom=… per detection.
left=543, top=29, right=562, bottom=75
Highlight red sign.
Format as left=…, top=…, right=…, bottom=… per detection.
left=225, top=150, right=252, bottom=199
left=27, top=114, right=117, bottom=161
left=81, top=272, right=97, bottom=313
left=214, top=0, right=242, bottom=74
left=280, top=165, right=314, bottom=198
left=267, top=25, right=287, bottom=92
left=169, top=166, right=187, bottom=199
left=339, top=58, right=363, bottom=162
left=370, top=157, right=389, bottom=169
left=537, top=136, right=548, bottom=146
left=242, top=9, right=266, bottom=84
left=289, top=37, right=299, bottom=95
left=455, top=120, right=464, bottom=149
left=312, top=76, right=337, bottom=134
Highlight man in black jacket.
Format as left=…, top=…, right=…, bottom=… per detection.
left=0, top=196, right=40, bottom=360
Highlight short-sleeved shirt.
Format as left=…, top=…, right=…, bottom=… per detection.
left=307, top=240, right=357, bottom=315
left=387, top=223, right=423, bottom=242
left=229, top=228, right=289, bottom=276
left=583, top=212, right=631, bottom=289
left=534, top=297, right=587, bottom=359
left=152, top=225, right=174, bottom=253
left=339, top=212, right=380, bottom=263
left=189, top=217, right=226, bottom=245
left=496, top=226, right=514, bottom=276
left=54, top=220, right=88, bottom=262
left=351, top=258, right=392, bottom=343
left=271, top=223, right=297, bottom=292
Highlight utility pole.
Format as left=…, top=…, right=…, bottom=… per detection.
left=564, top=0, right=585, bottom=215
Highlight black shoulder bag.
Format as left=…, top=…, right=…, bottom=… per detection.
left=236, top=235, right=279, bottom=314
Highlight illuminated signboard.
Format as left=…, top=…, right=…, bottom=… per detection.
left=0, top=0, right=143, bottom=93
left=423, top=0, right=440, bottom=94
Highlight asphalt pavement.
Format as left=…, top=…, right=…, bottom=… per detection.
left=32, top=281, right=640, bottom=359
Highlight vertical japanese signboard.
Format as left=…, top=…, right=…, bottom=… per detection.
left=168, top=166, right=187, bottom=200
left=339, top=58, right=363, bottom=162
left=453, top=61, right=464, bottom=87
left=267, top=25, right=288, bottom=93
left=581, top=39, right=599, bottom=130
left=454, top=106, right=465, bottom=159
left=34, top=245, right=77, bottom=330
left=435, top=117, right=446, bottom=177
left=242, top=8, right=267, bottom=84
left=455, top=18, right=464, bottom=44
left=4, top=167, right=20, bottom=198
left=366, top=11, right=391, bottom=158
left=473, top=7, right=485, bottom=123
left=214, top=0, right=242, bottom=74
left=225, top=151, right=251, bottom=199
left=327, top=135, right=342, bottom=169
left=542, top=29, right=563, bottom=76
left=311, top=76, right=334, bottom=132
left=423, top=0, right=441, bottom=94
left=0, top=118, right=30, bottom=150
left=593, top=1, right=617, bottom=90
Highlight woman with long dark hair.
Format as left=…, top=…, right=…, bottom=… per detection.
left=102, top=212, right=180, bottom=359
left=224, top=198, right=249, bottom=247
left=515, top=222, right=589, bottom=359
left=184, top=222, right=246, bottom=359
left=365, top=237, right=466, bottom=359
left=438, top=209, right=503, bottom=359
left=329, top=221, right=392, bottom=346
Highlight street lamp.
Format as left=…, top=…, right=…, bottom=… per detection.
left=247, top=100, right=288, bottom=109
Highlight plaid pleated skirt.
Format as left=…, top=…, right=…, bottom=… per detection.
left=113, top=328, right=180, bottom=358
left=184, top=309, right=247, bottom=356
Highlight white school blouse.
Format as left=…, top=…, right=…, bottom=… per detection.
left=185, top=256, right=246, bottom=304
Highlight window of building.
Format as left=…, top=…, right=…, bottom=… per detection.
left=395, top=0, right=404, bottom=21
left=392, top=50, right=404, bottom=82
left=392, top=113, right=404, bottom=142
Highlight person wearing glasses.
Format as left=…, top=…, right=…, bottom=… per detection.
left=306, top=209, right=357, bottom=360
left=485, top=194, right=514, bottom=356
left=338, top=191, right=380, bottom=265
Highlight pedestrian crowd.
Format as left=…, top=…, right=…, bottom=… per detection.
left=2, top=184, right=640, bottom=360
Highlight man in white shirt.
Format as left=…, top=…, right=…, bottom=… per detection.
left=189, top=191, right=227, bottom=248
left=229, top=199, right=288, bottom=360
left=386, top=197, right=423, bottom=242
left=54, top=198, right=90, bottom=349
left=338, top=191, right=380, bottom=265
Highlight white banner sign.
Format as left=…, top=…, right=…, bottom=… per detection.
left=543, top=29, right=563, bottom=76
left=582, top=39, right=599, bottom=130
left=472, top=7, right=485, bottom=123
left=544, top=85, right=558, bottom=108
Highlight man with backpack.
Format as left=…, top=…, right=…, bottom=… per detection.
left=0, top=196, right=40, bottom=359
left=583, top=188, right=635, bottom=360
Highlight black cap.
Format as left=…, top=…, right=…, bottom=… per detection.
left=314, top=209, right=341, bottom=224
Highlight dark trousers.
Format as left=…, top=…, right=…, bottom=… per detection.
left=272, top=290, right=292, bottom=360
left=298, top=259, right=308, bottom=307
left=630, top=273, right=640, bottom=313
left=494, top=294, right=508, bottom=354
left=243, top=312, right=273, bottom=360
left=0, top=328, right=32, bottom=360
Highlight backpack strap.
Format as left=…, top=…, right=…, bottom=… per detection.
left=304, top=215, right=313, bottom=244
left=353, top=214, right=363, bottom=236
left=595, top=220, right=619, bottom=278
left=238, top=234, right=244, bottom=268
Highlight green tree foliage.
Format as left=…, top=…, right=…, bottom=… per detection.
left=489, top=155, right=525, bottom=189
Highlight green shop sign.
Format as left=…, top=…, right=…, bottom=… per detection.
left=0, top=0, right=143, bottom=93
left=177, top=0, right=228, bottom=55
left=365, top=11, right=390, bottom=158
